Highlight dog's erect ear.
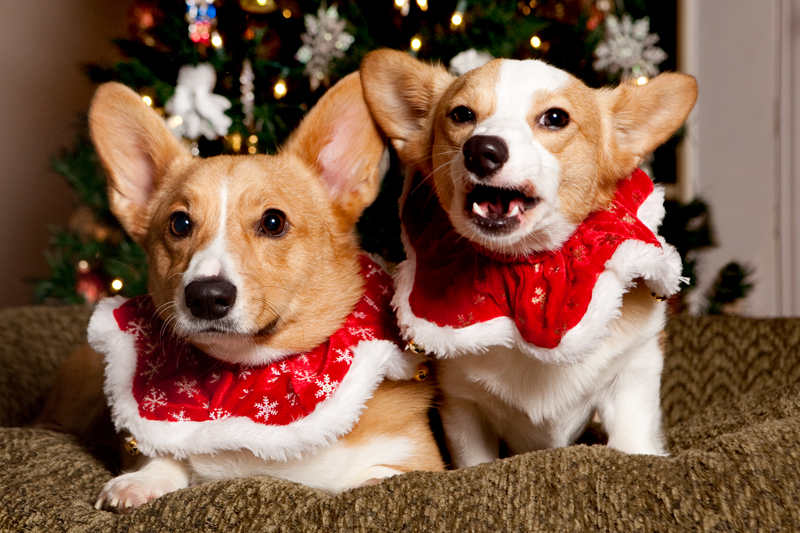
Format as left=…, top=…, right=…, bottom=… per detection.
left=282, top=72, right=387, bottom=225
left=89, top=82, right=192, bottom=244
left=602, top=72, right=698, bottom=178
left=360, top=49, right=454, bottom=173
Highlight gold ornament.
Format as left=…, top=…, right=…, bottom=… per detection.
left=406, top=340, right=426, bottom=355
left=124, top=437, right=141, bottom=456
left=240, top=0, right=278, bottom=14
left=651, top=292, right=668, bottom=302
left=414, top=363, right=430, bottom=382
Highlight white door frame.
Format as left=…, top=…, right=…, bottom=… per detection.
left=777, top=0, right=800, bottom=315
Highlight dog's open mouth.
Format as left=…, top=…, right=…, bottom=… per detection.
left=465, top=184, right=540, bottom=234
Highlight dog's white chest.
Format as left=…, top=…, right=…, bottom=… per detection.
left=436, top=298, right=667, bottom=454
left=439, top=345, right=608, bottom=424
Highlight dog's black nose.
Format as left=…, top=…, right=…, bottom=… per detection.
left=463, top=135, right=509, bottom=178
left=185, top=278, right=237, bottom=320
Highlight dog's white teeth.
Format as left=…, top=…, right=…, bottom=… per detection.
left=508, top=205, right=521, bottom=218
left=472, top=202, right=489, bottom=218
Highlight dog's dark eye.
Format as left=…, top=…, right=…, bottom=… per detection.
left=540, top=109, right=570, bottom=129
left=169, top=212, right=191, bottom=237
left=259, top=210, right=288, bottom=237
left=449, top=106, right=476, bottom=124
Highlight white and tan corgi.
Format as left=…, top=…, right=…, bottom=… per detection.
left=38, top=72, right=443, bottom=511
left=360, top=50, right=697, bottom=467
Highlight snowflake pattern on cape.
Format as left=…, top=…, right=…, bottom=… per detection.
left=314, top=375, right=339, bottom=399
left=142, top=388, right=167, bottom=412
left=113, top=255, right=399, bottom=427
left=254, top=398, right=279, bottom=420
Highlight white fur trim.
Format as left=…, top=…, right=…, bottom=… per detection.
left=89, top=297, right=408, bottom=461
left=637, top=183, right=666, bottom=234
left=392, top=183, right=682, bottom=366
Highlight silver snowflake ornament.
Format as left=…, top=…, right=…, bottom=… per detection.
left=594, top=15, right=667, bottom=79
left=295, top=6, right=354, bottom=91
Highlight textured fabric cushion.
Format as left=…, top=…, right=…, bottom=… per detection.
left=1, top=307, right=799, bottom=532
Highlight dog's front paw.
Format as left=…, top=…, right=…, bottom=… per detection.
left=94, top=457, right=190, bottom=512
left=95, top=473, right=169, bottom=511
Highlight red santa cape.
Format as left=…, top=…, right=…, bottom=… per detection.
left=89, top=255, right=410, bottom=461
left=392, top=169, right=683, bottom=365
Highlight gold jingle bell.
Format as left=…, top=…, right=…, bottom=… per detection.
left=651, top=292, right=669, bottom=302
left=406, top=340, right=426, bottom=355
left=124, top=437, right=141, bottom=456
left=414, top=363, right=430, bottom=382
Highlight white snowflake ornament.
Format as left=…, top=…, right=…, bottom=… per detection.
left=295, top=6, right=354, bottom=91
left=166, top=63, right=233, bottom=141
left=449, top=49, right=494, bottom=76
left=594, top=14, right=667, bottom=79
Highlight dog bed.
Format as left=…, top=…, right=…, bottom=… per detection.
left=1, top=305, right=799, bottom=532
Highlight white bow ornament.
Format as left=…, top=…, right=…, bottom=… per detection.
left=166, top=63, right=232, bottom=141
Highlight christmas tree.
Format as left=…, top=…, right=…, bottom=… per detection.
left=36, top=0, right=751, bottom=313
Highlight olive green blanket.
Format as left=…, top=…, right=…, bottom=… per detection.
left=1, top=306, right=798, bottom=532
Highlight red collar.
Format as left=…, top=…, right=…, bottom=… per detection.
left=112, top=255, right=398, bottom=427
left=398, top=169, right=672, bottom=353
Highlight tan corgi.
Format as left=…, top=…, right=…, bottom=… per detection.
left=360, top=49, right=697, bottom=467
left=37, top=72, right=443, bottom=511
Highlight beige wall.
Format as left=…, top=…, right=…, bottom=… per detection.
left=694, top=0, right=779, bottom=316
left=777, top=0, right=800, bottom=316
left=0, top=1, right=133, bottom=306
left=681, top=0, right=800, bottom=316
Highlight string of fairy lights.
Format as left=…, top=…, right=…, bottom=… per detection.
left=129, top=0, right=661, bottom=165
left=62, top=0, right=667, bottom=303
left=133, top=1, right=660, bottom=167
left=142, top=0, right=658, bottom=119
left=182, top=0, right=589, bottom=69
left=176, top=0, right=573, bottom=113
